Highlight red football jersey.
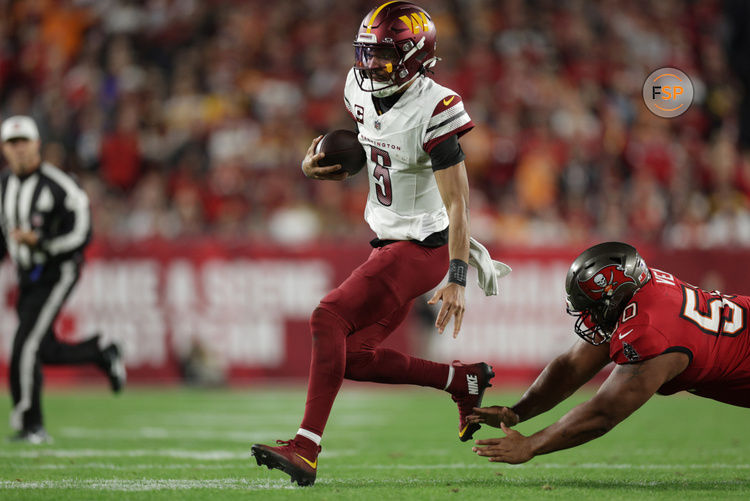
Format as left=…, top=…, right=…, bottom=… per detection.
left=608, top=268, right=750, bottom=407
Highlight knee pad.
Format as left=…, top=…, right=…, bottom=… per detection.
left=309, top=306, right=350, bottom=341
left=344, top=350, right=376, bottom=380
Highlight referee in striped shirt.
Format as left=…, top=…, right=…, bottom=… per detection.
left=1, top=115, right=125, bottom=444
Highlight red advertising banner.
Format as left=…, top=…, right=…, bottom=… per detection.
left=0, top=240, right=748, bottom=386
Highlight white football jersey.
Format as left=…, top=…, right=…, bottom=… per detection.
left=343, top=69, right=474, bottom=241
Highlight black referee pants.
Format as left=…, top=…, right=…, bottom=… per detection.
left=9, top=260, right=103, bottom=431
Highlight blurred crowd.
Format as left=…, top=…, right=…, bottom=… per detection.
left=1, top=0, right=749, bottom=248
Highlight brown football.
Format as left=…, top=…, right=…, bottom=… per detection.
left=315, top=129, right=366, bottom=176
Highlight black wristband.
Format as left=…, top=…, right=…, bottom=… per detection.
left=448, top=259, right=468, bottom=286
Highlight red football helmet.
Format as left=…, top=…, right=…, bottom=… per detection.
left=353, top=1, right=438, bottom=97
left=566, top=242, right=651, bottom=345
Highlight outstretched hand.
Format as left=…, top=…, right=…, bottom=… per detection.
left=301, top=135, right=348, bottom=181
left=466, top=405, right=519, bottom=429
left=472, top=422, right=534, bottom=464
left=427, top=282, right=466, bottom=337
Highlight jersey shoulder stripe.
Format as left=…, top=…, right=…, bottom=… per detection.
left=423, top=118, right=474, bottom=152
left=426, top=109, right=468, bottom=133
left=426, top=90, right=468, bottom=129
left=431, top=94, right=462, bottom=116
left=423, top=83, right=474, bottom=152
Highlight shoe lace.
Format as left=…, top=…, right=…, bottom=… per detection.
left=275, top=439, right=293, bottom=446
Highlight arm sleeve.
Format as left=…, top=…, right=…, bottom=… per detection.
left=429, top=134, right=465, bottom=171
left=610, top=324, right=672, bottom=364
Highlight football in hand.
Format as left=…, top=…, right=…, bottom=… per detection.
left=315, top=130, right=366, bottom=176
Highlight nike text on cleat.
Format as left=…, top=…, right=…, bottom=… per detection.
left=450, top=360, right=495, bottom=442
left=251, top=438, right=321, bottom=487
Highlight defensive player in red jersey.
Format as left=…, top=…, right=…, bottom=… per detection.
left=251, top=2, right=506, bottom=485
left=469, top=242, right=750, bottom=464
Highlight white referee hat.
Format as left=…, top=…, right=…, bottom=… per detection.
left=1, top=115, right=40, bottom=142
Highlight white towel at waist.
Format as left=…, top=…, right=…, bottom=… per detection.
left=468, top=237, right=511, bottom=296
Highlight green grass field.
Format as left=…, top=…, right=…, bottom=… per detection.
left=0, top=385, right=748, bottom=500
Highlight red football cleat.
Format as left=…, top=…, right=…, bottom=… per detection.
left=251, top=436, right=321, bottom=486
left=449, top=361, right=495, bottom=442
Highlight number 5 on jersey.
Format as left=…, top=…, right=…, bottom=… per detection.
left=680, top=285, right=746, bottom=336
left=370, top=146, right=392, bottom=206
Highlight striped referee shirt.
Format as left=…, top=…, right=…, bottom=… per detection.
left=0, top=162, right=91, bottom=280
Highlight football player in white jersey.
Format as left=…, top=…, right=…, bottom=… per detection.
left=252, top=2, right=495, bottom=486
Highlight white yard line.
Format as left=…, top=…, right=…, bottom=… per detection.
left=0, top=449, right=248, bottom=460
left=56, top=426, right=377, bottom=441
left=0, top=473, right=748, bottom=491
left=58, top=426, right=291, bottom=441
left=352, top=462, right=750, bottom=470
left=0, top=479, right=299, bottom=491
left=3, top=458, right=750, bottom=471
left=0, top=448, right=357, bottom=460
left=475, top=462, right=747, bottom=470
left=11, top=462, right=245, bottom=470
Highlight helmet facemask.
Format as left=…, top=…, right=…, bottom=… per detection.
left=354, top=36, right=435, bottom=97
left=354, top=42, right=404, bottom=97
left=567, top=299, right=618, bottom=346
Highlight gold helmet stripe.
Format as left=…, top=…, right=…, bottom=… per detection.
left=366, top=1, right=400, bottom=34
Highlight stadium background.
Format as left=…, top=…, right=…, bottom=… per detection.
left=0, top=0, right=749, bottom=387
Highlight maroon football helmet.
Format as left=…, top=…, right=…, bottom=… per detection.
left=353, top=1, right=438, bottom=97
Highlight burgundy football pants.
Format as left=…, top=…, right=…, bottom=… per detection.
left=299, top=241, right=451, bottom=437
